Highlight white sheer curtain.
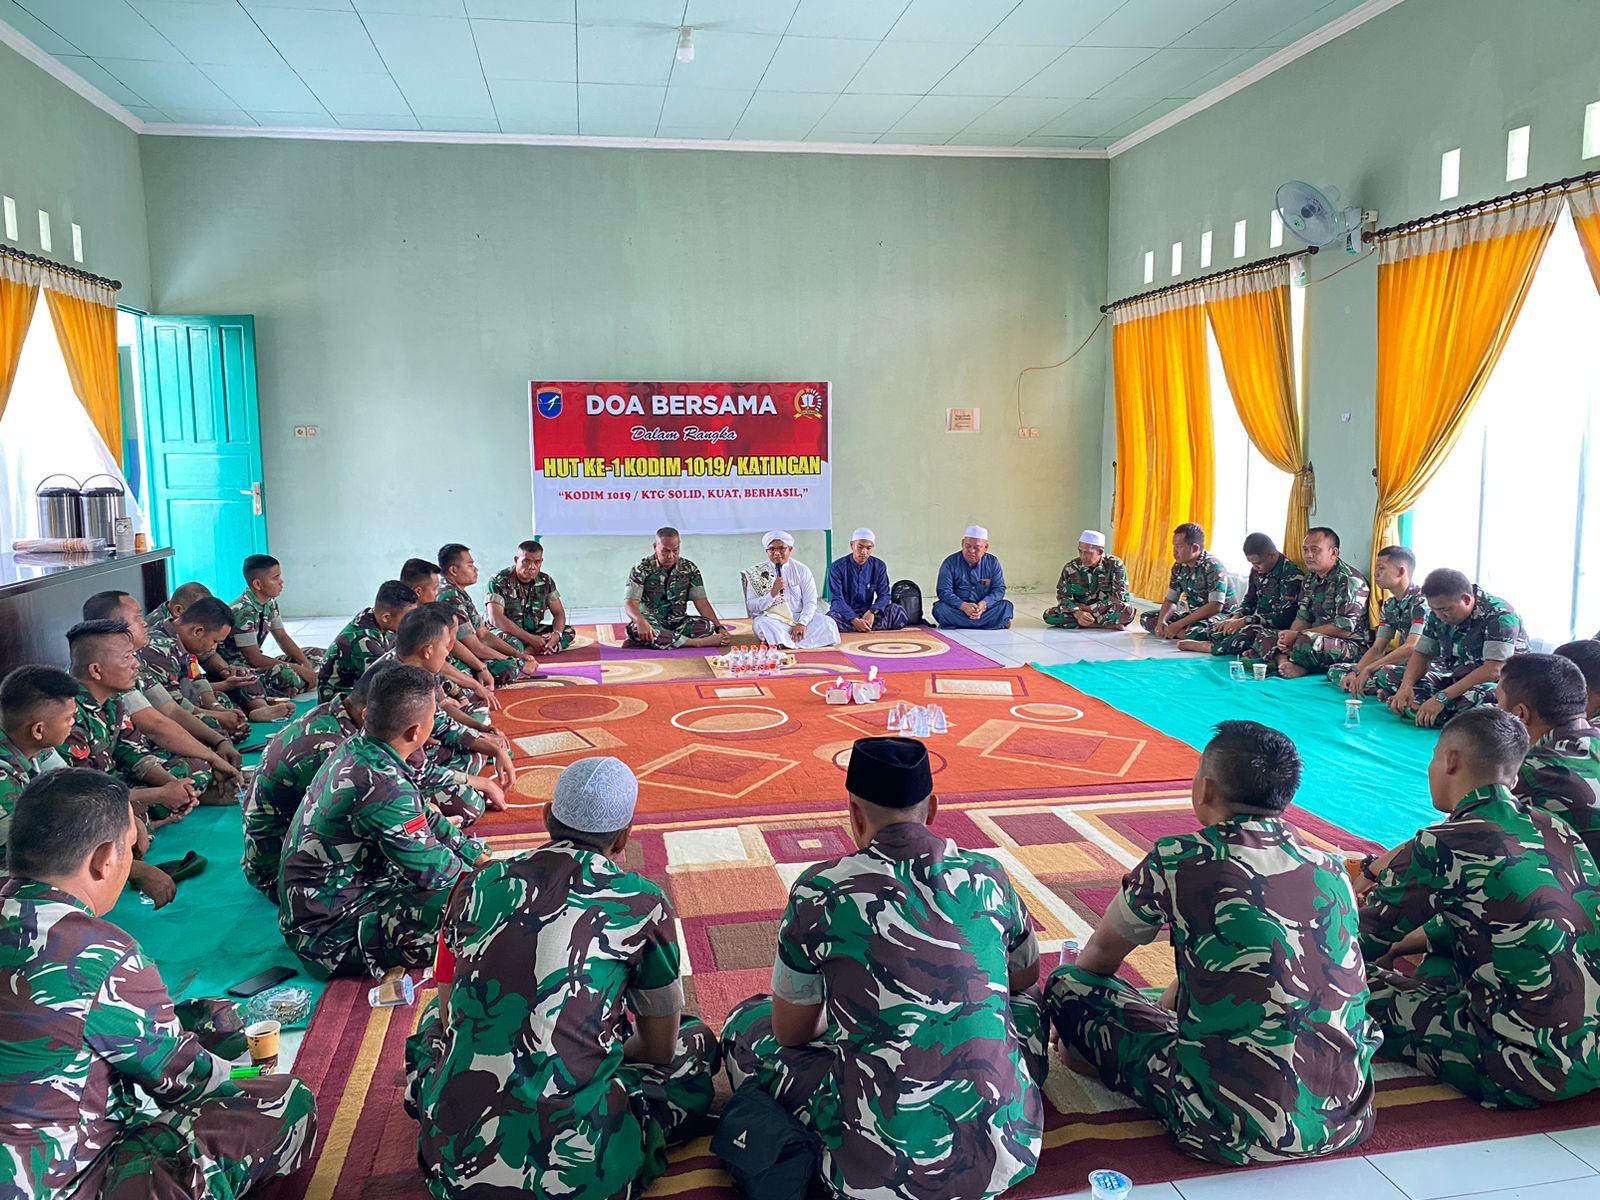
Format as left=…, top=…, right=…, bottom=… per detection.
left=0, top=301, right=145, bottom=547
left=1408, top=207, right=1600, bottom=644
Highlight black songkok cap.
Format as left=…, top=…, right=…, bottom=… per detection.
left=846, top=737, right=933, bottom=809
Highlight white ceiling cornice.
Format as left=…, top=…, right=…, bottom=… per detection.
left=134, top=122, right=1108, bottom=159
left=2, top=0, right=1409, bottom=163
left=1107, top=0, right=1409, bottom=157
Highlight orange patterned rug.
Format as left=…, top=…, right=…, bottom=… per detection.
left=487, top=666, right=1199, bottom=821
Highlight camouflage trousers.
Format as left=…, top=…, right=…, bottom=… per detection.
left=719, top=993, right=1048, bottom=1157
left=146, top=747, right=214, bottom=799
left=1047, top=966, right=1375, bottom=1165
left=1369, top=662, right=1500, bottom=717
left=1282, top=633, right=1368, bottom=676
left=1043, top=603, right=1136, bottom=629
left=626, top=616, right=721, bottom=650
left=500, top=623, right=577, bottom=654
left=1368, top=953, right=1600, bottom=1109
left=420, top=743, right=489, bottom=826
left=83, top=998, right=318, bottom=1199
left=1141, top=607, right=1233, bottom=639
left=448, top=652, right=525, bottom=685
left=1206, top=616, right=1293, bottom=658
left=404, top=998, right=719, bottom=1200
left=248, top=647, right=324, bottom=700
left=286, top=876, right=452, bottom=978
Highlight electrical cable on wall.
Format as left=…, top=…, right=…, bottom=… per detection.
left=1015, top=314, right=1107, bottom=432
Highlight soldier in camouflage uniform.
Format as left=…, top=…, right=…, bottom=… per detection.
left=1140, top=523, right=1240, bottom=640
left=315, top=580, right=418, bottom=702
left=624, top=527, right=732, bottom=649
left=722, top=737, right=1046, bottom=1200
left=221, top=555, right=323, bottom=698
left=82, top=594, right=242, bottom=801
left=486, top=540, right=575, bottom=654
left=407, top=757, right=718, bottom=1199
left=1043, top=530, right=1136, bottom=629
left=279, top=664, right=491, bottom=978
left=376, top=607, right=514, bottom=826
left=1265, top=528, right=1371, bottom=678
left=0, top=768, right=318, bottom=1199
left=1497, top=654, right=1600, bottom=861
left=154, top=582, right=293, bottom=727
left=1558, top=639, right=1600, bottom=722
left=0, top=666, right=74, bottom=859
left=1049, top=720, right=1379, bottom=1164
left=436, top=543, right=534, bottom=684
left=241, top=675, right=375, bottom=900
left=1360, top=707, right=1600, bottom=1108
left=1182, top=532, right=1304, bottom=657
left=1375, top=568, right=1526, bottom=726
left=1332, top=545, right=1427, bottom=695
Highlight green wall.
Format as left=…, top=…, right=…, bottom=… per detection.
left=139, top=138, right=1108, bottom=616
left=0, top=42, right=150, bottom=306
left=1105, top=0, right=1600, bottom=571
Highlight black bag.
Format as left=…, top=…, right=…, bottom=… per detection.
left=710, top=1082, right=820, bottom=1200
left=891, top=578, right=928, bottom=625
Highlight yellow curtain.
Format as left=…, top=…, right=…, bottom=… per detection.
left=1111, top=296, right=1212, bottom=601
left=46, top=289, right=123, bottom=466
left=1569, top=182, right=1600, bottom=296
left=1204, top=265, right=1311, bottom=561
left=0, top=273, right=40, bottom=424
left=1370, top=194, right=1562, bottom=613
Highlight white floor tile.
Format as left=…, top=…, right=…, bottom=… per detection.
left=1174, top=1157, right=1408, bottom=1200
left=1548, top=1125, right=1600, bottom=1172
left=1436, top=1178, right=1600, bottom=1200
left=1367, top=1134, right=1594, bottom=1200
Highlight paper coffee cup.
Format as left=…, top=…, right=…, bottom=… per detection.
left=245, top=1019, right=280, bottom=1064
left=1252, top=662, right=1268, bottom=681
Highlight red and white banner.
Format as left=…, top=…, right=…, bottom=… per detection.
left=529, top=381, right=831, bottom=536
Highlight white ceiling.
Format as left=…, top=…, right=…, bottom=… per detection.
left=0, top=0, right=1384, bottom=152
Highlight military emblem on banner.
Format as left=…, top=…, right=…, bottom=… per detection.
left=794, top=387, right=824, bottom=419
left=535, top=388, right=563, bottom=418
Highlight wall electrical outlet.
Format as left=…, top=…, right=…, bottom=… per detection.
left=294, top=425, right=320, bottom=438
left=1017, top=427, right=1041, bottom=439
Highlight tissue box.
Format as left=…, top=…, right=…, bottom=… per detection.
left=851, top=681, right=884, bottom=704
left=825, top=685, right=852, bottom=705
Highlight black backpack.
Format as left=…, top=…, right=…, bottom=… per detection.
left=891, top=579, right=927, bottom=625
left=711, top=1082, right=820, bottom=1200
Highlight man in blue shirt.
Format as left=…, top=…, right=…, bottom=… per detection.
left=827, top=529, right=909, bottom=634
left=933, top=526, right=1013, bottom=630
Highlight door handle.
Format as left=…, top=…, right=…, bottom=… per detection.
left=238, top=483, right=263, bottom=516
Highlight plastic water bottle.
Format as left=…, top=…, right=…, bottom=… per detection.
left=1088, top=1169, right=1132, bottom=1200
left=1228, top=661, right=1247, bottom=682
left=886, top=703, right=902, bottom=732
left=930, top=705, right=948, bottom=734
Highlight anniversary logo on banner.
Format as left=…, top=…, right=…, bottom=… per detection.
left=529, top=381, right=831, bottom=536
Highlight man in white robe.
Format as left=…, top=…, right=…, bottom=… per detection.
left=743, top=531, right=841, bottom=650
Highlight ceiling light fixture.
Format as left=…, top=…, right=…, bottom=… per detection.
left=676, top=26, right=694, bottom=63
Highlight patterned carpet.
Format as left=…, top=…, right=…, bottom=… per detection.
left=514, top=621, right=997, bottom=685
left=487, top=665, right=1198, bottom=819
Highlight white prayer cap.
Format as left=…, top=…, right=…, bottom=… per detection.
left=550, top=757, right=638, bottom=833
left=964, top=525, right=989, bottom=540
left=1078, top=529, right=1106, bottom=547
left=763, top=530, right=795, bottom=547
left=851, top=528, right=875, bottom=542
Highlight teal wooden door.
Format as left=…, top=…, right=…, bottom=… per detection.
left=139, top=316, right=267, bottom=590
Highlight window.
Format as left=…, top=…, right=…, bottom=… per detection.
left=1200, top=229, right=1213, bottom=269
left=1170, top=240, right=1182, bottom=277
left=0, top=299, right=145, bottom=547
left=2, top=197, right=15, bottom=242
left=1207, top=282, right=1303, bottom=567
left=1584, top=101, right=1600, bottom=160
left=1268, top=209, right=1284, bottom=248
left=1143, top=249, right=1154, bottom=284
left=1407, top=207, right=1600, bottom=644
left=36, top=211, right=51, bottom=253
left=1440, top=147, right=1461, bottom=200
left=1233, top=219, right=1247, bottom=258
left=1506, top=125, right=1530, bottom=182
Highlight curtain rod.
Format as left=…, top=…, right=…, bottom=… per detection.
left=0, top=243, right=122, bottom=291
left=1101, top=247, right=1314, bottom=314
left=1375, top=165, right=1600, bottom=240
